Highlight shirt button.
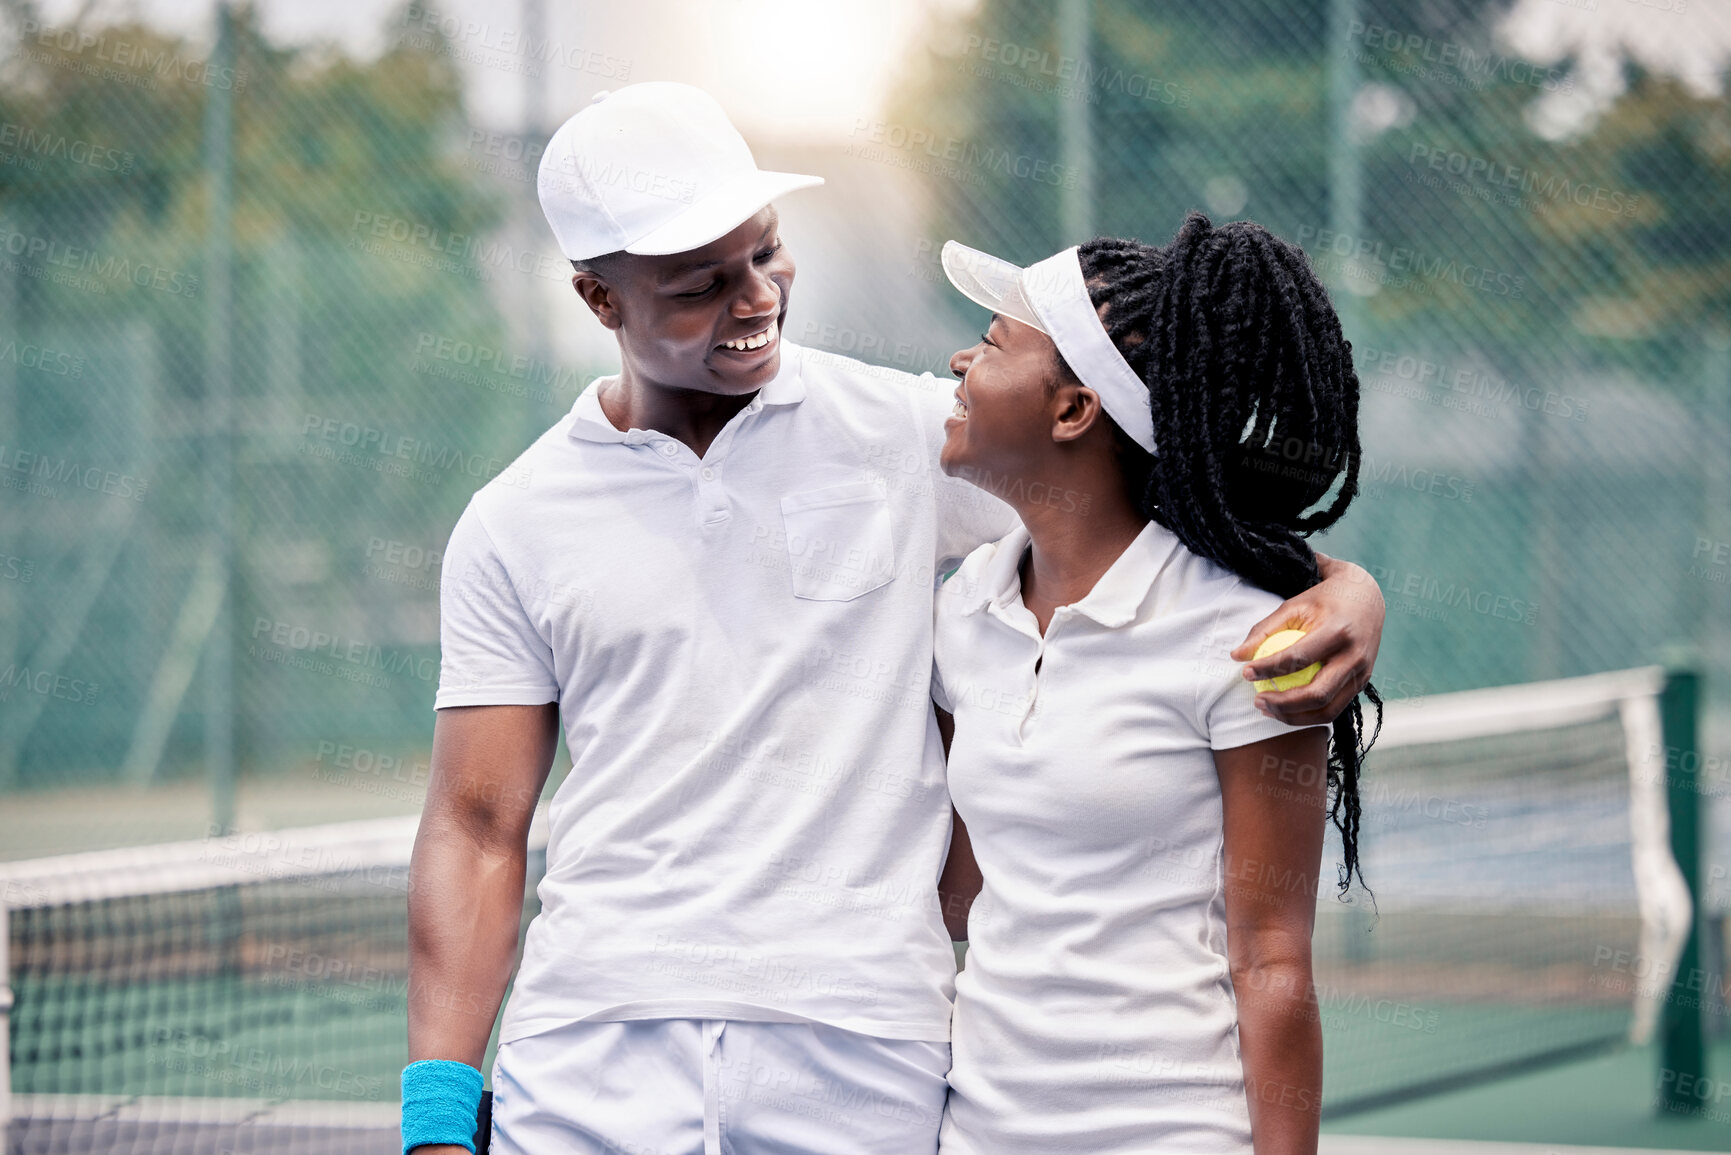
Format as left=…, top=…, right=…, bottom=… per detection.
left=659, top=443, right=678, bottom=458
left=700, top=466, right=716, bottom=481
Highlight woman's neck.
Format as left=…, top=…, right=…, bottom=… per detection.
left=1013, top=481, right=1149, bottom=635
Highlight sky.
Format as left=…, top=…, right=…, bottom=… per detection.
left=13, top=0, right=1728, bottom=143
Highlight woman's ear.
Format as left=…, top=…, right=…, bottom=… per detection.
left=1050, top=381, right=1107, bottom=444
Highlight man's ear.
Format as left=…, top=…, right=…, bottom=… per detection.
left=572, top=272, right=623, bottom=331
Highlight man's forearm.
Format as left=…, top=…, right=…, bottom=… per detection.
left=407, top=822, right=530, bottom=1067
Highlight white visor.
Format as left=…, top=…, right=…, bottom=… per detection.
left=941, top=240, right=1157, bottom=456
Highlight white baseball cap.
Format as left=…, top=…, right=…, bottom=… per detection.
left=537, top=82, right=824, bottom=262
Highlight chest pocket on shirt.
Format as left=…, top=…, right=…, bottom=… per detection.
left=778, top=479, right=897, bottom=601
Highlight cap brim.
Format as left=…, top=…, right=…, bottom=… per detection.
left=940, top=241, right=1048, bottom=335
left=625, top=169, right=824, bottom=256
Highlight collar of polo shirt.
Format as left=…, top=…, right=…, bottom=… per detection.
left=957, top=520, right=1183, bottom=627
left=568, top=345, right=809, bottom=443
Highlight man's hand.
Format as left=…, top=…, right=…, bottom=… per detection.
left=1230, top=552, right=1383, bottom=727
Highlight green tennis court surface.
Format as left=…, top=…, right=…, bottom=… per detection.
left=5, top=668, right=1717, bottom=1152
left=1320, top=1039, right=1731, bottom=1151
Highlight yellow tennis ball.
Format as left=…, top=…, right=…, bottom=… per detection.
left=1251, top=629, right=1322, bottom=693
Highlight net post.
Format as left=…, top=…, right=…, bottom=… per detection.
left=1, top=894, right=11, bottom=1135
left=1658, top=663, right=1705, bottom=1116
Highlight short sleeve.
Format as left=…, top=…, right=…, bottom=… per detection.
left=907, top=372, right=1021, bottom=576
left=1194, top=582, right=1329, bottom=751
left=434, top=502, right=560, bottom=709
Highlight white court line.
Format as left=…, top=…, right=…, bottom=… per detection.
left=9, top=1094, right=398, bottom=1127
left=1323, top=1138, right=1695, bottom=1155
left=11, top=1101, right=1694, bottom=1153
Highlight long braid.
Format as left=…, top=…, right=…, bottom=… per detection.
left=1078, top=212, right=1381, bottom=897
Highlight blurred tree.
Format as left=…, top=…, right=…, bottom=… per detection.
left=0, top=2, right=522, bottom=784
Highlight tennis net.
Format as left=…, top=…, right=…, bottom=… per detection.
left=2, top=813, right=548, bottom=1153
left=0, top=667, right=1692, bottom=1147
left=1312, top=665, right=1689, bottom=1116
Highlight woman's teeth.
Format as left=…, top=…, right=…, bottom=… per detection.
left=723, top=320, right=777, bottom=352
left=951, top=399, right=967, bottom=418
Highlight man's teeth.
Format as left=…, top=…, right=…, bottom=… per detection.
left=723, top=321, right=777, bottom=351
left=951, top=399, right=967, bottom=418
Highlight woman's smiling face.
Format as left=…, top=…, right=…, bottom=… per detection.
left=941, top=313, right=1071, bottom=482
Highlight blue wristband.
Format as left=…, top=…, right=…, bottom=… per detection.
left=402, top=1059, right=484, bottom=1154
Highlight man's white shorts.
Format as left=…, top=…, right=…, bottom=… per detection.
left=489, top=1018, right=951, bottom=1155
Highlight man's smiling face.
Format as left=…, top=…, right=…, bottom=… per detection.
left=572, top=208, right=795, bottom=396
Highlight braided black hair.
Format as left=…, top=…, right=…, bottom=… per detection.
left=1076, top=210, right=1381, bottom=898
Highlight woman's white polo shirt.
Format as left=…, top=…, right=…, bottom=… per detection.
left=933, top=519, right=1327, bottom=1154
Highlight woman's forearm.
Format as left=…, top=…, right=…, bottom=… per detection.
left=1233, top=958, right=1323, bottom=1155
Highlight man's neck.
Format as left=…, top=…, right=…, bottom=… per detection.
left=601, top=365, right=757, bottom=458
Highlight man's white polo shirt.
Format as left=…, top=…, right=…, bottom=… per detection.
left=932, top=520, right=1327, bottom=1154
left=435, top=341, right=1016, bottom=1045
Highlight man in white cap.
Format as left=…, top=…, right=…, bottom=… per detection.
left=402, top=82, right=1385, bottom=1155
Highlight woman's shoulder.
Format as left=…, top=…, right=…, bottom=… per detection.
left=1154, top=543, right=1287, bottom=647
left=1161, top=537, right=1284, bottom=606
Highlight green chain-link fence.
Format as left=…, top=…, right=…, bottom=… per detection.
left=1, top=0, right=1727, bottom=830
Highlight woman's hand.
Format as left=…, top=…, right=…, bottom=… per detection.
left=1230, top=552, right=1383, bottom=727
